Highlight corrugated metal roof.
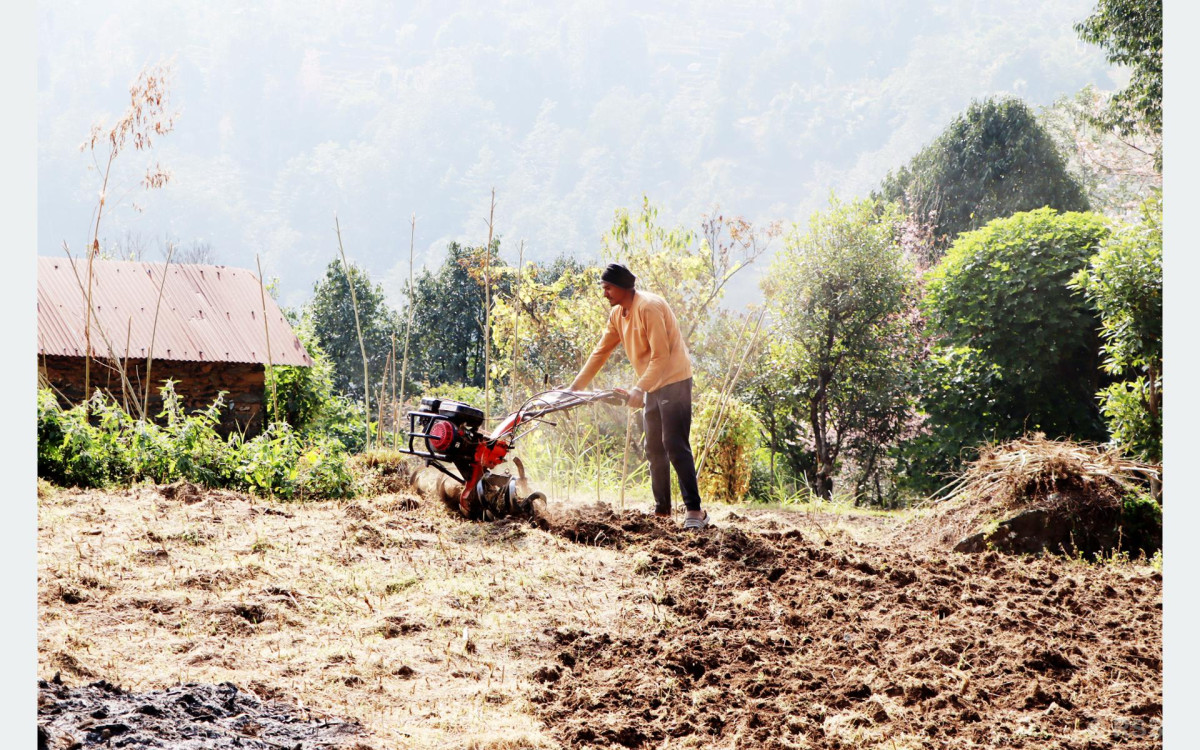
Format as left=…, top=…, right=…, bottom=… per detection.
left=37, top=257, right=313, bottom=366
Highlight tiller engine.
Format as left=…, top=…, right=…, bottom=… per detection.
left=399, top=389, right=626, bottom=520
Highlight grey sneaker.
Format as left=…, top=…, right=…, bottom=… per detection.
left=682, top=511, right=709, bottom=529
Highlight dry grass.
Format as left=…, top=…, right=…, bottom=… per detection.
left=937, top=433, right=1159, bottom=511
left=906, top=434, right=1160, bottom=552
left=37, top=483, right=674, bottom=749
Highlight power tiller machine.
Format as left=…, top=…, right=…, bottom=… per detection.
left=398, top=389, right=627, bottom=520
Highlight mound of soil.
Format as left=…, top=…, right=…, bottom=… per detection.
left=531, top=523, right=1161, bottom=749
left=536, top=501, right=680, bottom=548
left=911, top=437, right=1161, bottom=558
left=38, top=677, right=366, bottom=749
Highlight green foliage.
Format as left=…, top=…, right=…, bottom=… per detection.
left=692, top=392, right=761, bottom=504
left=602, top=197, right=776, bottom=348
left=1070, top=194, right=1162, bottom=461
left=407, top=241, right=508, bottom=389
left=306, top=259, right=400, bottom=399
left=909, top=208, right=1112, bottom=485
left=879, top=97, right=1089, bottom=257
left=1038, top=87, right=1160, bottom=220
left=266, top=315, right=338, bottom=430
left=1117, top=489, right=1162, bottom=557
left=1075, top=0, right=1162, bottom=159
left=36, top=383, right=355, bottom=500
left=490, top=257, right=609, bottom=397
left=763, top=195, right=921, bottom=501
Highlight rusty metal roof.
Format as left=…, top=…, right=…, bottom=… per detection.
left=37, top=257, right=313, bottom=366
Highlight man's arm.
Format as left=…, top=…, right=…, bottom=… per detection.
left=569, top=314, right=621, bottom=390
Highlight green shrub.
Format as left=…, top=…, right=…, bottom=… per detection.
left=691, top=393, right=760, bottom=504
left=36, top=383, right=356, bottom=500
left=907, top=208, right=1112, bottom=487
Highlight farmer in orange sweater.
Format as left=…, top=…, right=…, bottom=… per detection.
left=569, top=263, right=708, bottom=528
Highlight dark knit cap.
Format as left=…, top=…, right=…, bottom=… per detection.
left=600, top=263, right=636, bottom=289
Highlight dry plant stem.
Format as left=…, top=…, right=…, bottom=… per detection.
left=256, top=255, right=278, bottom=422
left=483, top=189, right=496, bottom=423
left=398, top=215, right=415, bottom=437
left=695, top=311, right=754, bottom=464
left=696, top=306, right=768, bottom=476
left=335, top=215, right=372, bottom=453
left=61, top=244, right=146, bottom=420
left=143, top=244, right=176, bottom=420
left=619, top=408, right=635, bottom=513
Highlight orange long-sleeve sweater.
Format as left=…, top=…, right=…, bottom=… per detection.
left=572, top=290, right=692, bottom=393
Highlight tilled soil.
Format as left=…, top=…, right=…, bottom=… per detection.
left=38, top=676, right=365, bottom=749
left=532, top=509, right=1162, bottom=749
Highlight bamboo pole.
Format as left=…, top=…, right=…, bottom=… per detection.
left=121, top=317, right=132, bottom=413
left=399, top=215, right=415, bottom=428
left=483, top=188, right=496, bottom=423
left=696, top=311, right=755, bottom=464
left=256, top=254, right=278, bottom=423
left=335, top=215, right=372, bottom=453
left=142, top=245, right=176, bottom=420
left=61, top=244, right=145, bottom=419
left=390, top=332, right=398, bottom=450
left=511, top=239, right=524, bottom=413
left=619, top=408, right=635, bottom=514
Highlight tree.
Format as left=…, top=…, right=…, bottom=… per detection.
left=602, top=197, right=777, bottom=347
left=1075, top=0, right=1162, bottom=166
left=764, top=196, right=920, bottom=501
left=406, top=241, right=508, bottom=389
left=306, top=259, right=400, bottom=400
left=878, top=97, right=1089, bottom=257
left=1039, top=86, right=1160, bottom=221
left=1070, top=192, right=1161, bottom=463
left=490, top=255, right=609, bottom=398
left=909, top=208, right=1112, bottom=486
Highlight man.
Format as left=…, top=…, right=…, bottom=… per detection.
left=569, top=263, right=708, bottom=528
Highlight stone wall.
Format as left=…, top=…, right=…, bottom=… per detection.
left=40, top=355, right=266, bottom=436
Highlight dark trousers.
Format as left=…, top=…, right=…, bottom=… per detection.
left=643, top=377, right=702, bottom=513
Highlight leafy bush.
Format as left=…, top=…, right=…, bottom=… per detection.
left=1070, top=193, right=1162, bottom=462
left=36, top=383, right=355, bottom=500
left=691, top=392, right=760, bottom=504
left=906, top=208, right=1112, bottom=488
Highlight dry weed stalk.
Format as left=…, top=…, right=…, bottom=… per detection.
left=80, top=62, right=177, bottom=403
left=256, top=254, right=278, bottom=421
left=335, top=215, right=372, bottom=452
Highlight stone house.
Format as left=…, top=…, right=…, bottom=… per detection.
left=37, top=257, right=311, bottom=435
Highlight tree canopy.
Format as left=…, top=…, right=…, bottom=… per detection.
left=306, top=259, right=400, bottom=401
left=763, top=196, right=920, bottom=501
left=1075, top=0, right=1162, bottom=162
left=878, top=97, right=1089, bottom=257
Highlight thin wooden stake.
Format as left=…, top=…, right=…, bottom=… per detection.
left=335, top=215, right=372, bottom=453
left=256, top=254, right=278, bottom=424
left=619, top=408, right=635, bottom=514
left=399, top=215, right=415, bottom=422
left=483, top=189, right=496, bottom=423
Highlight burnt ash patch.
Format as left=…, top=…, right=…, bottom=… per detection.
left=38, top=678, right=366, bottom=749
